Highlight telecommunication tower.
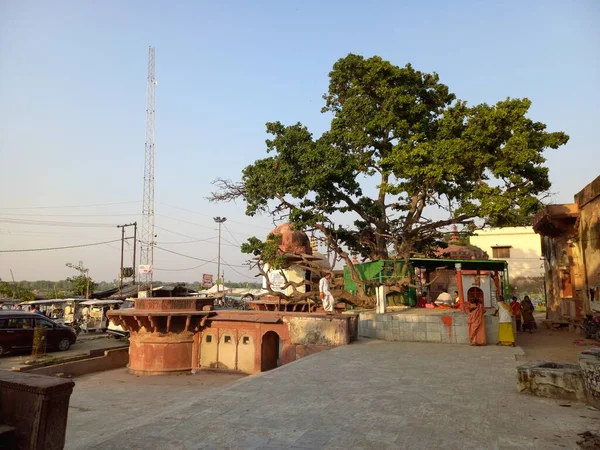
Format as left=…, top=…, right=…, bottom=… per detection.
left=140, top=46, right=156, bottom=296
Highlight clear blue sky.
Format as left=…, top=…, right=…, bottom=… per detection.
left=0, top=0, right=598, bottom=283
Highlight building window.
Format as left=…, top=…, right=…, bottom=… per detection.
left=224, top=335, right=232, bottom=344
left=242, top=336, right=250, bottom=345
left=492, top=247, right=511, bottom=258
left=205, top=335, right=212, bottom=343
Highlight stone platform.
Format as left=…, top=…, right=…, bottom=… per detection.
left=357, top=308, right=499, bottom=344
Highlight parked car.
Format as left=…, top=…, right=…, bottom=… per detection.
left=0, top=311, right=77, bottom=356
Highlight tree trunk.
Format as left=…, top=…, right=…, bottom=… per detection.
left=32, top=327, right=47, bottom=357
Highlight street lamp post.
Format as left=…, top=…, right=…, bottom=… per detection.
left=213, top=217, right=227, bottom=294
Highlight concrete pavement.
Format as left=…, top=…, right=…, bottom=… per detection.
left=66, top=340, right=600, bottom=450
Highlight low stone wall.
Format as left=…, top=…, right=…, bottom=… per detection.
left=16, top=348, right=129, bottom=378
left=0, top=371, right=74, bottom=450
left=285, top=315, right=355, bottom=346
left=580, top=348, right=600, bottom=408
left=357, top=311, right=499, bottom=344
left=517, top=361, right=586, bottom=402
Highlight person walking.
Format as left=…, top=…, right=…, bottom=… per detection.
left=510, top=296, right=522, bottom=332
left=319, top=273, right=335, bottom=313
left=467, top=298, right=487, bottom=346
left=80, top=305, right=90, bottom=333
left=496, top=296, right=515, bottom=346
left=521, top=295, right=537, bottom=333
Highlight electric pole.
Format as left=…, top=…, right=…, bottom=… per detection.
left=140, top=46, right=156, bottom=297
left=213, top=217, right=227, bottom=294
left=118, top=222, right=137, bottom=291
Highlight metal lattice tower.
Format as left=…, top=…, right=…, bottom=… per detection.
left=140, top=46, right=156, bottom=296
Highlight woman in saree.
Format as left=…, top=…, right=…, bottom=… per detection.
left=521, top=295, right=537, bottom=333
left=496, top=296, right=515, bottom=346
left=467, top=298, right=487, bottom=346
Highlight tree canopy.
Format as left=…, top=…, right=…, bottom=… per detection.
left=212, top=54, right=568, bottom=304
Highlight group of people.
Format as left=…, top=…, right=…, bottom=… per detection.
left=467, top=295, right=537, bottom=347
left=416, top=290, right=463, bottom=309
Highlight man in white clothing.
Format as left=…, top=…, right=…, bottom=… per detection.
left=319, top=272, right=335, bottom=313
left=435, top=289, right=453, bottom=306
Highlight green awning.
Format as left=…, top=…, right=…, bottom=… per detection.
left=410, top=258, right=507, bottom=272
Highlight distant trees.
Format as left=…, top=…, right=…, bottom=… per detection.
left=65, top=261, right=96, bottom=298
left=0, top=279, right=35, bottom=301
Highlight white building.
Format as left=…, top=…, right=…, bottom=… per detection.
left=470, top=227, right=543, bottom=278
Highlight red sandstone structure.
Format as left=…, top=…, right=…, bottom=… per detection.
left=108, top=297, right=357, bottom=375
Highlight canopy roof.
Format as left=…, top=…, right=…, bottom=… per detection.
left=410, top=258, right=508, bottom=272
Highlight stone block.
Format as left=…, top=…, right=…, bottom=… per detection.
left=414, top=331, right=427, bottom=342
left=580, top=348, right=600, bottom=409
left=455, top=334, right=470, bottom=344
left=426, top=331, right=441, bottom=343
left=426, top=323, right=440, bottom=333
left=517, top=361, right=585, bottom=402
left=425, top=315, right=441, bottom=323
left=414, top=322, right=427, bottom=332
left=0, top=371, right=74, bottom=450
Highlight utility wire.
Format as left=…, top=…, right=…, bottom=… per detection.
left=159, top=202, right=272, bottom=231
left=220, top=257, right=256, bottom=280
left=0, top=239, right=122, bottom=253
left=153, top=245, right=248, bottom=268
left=0, top=218, right=118, bottom=228
left=154, top=257, right=218, bottom=272
left=224, top=223, right=242, bottom=247
left=155, top=226, right=237, bottom=247
left=0, top=213, right=138, bottom=217
left=157, top=214, right=216, bottom=230
left=0, top=201, right=140, bottom=210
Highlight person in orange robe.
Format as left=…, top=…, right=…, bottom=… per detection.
left=467, top=298, right=487, bottom=346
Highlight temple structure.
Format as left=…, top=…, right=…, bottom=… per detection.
left=108, top=296, right=356, bottom=375
left=533, top=175, right=600, bottom=321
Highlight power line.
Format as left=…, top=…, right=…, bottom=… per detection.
left=224, top=223, right=242, bottom=247
left=0, top=218, right=118, bottom=228
left=154, top=226, right=237, bottom=247
left=0, top=213, right=138, bottom=217
left=0, top=201, right=140, bottom=210
left=220, top=257, right=256, bottom=280
left=159, top=202, right=272, bottom=231
left=157, top=238, right=218, bottom=245
left=157, top=214, right=216, bottom=230
left=0, top=239, right=122, bottom=253
left=154, top=257, right=218, bottom=272
left=153, top=245, right=248, bottom=268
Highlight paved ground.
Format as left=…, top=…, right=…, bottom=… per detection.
left=65, top=340, right=600, bottom=450
left=0, top=336, right=125, bottom=370
left=66, top=369, right=245, bottom=449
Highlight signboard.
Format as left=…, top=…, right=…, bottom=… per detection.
left=202, top=274, right=213, bottom=289
left=138, top=264, right=153, bottom=275
left=267, top=270, right=286, bottom=293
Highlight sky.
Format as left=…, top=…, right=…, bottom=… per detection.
left=0, top=0, right=598, bottom=283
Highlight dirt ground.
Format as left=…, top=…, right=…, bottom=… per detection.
left=516, top=313, right=600, bottom=363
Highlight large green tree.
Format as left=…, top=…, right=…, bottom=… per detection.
left=212, top=54, right=568, bottom=305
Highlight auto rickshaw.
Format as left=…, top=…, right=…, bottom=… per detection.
left=78, top=300, right=123, bottom=332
